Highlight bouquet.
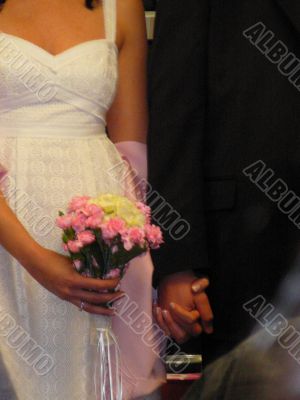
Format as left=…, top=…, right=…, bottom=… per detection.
left=56, top=193, right=163, bottom=400
left=56, top=193, right=163, bottom=279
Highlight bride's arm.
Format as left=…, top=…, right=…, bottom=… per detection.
left=0, top=190, right=44, bottom=267
left=106, top=0, right=148, bottom=144
left=106, top=0, right=148, bottom=146
left=0, top=189, right=123, bottom=314
left=106, top=0, right=148, bottom=196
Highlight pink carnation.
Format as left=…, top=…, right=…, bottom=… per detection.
left=101, top=218, right=126, bottom=241
left=73, top=259, right=83, bottom=271
left=145, top=224, right=163, bottom=249
left=111, top=245, right=119, bottom=254
left=67, top=240, right=83, bottom=253
left=56, top=214, right=73, bottom=229
left=71, top=213, right=87, bottom=233
left=81, top=203, right=104, bottom=218
left=67, top=196, right=90, bottom=212
left=104, top=268, right=121, bottom=279
left=121, top=227, right=145, bottom=251
left=128, top=227, right=145, bottom=245
left=77, top=230, right=96, bottom=245
left=86, top=214, right=103, bottom=229
left=122, top=236, right=134, bottom=251
left=136, top=202, right=151, bottom=223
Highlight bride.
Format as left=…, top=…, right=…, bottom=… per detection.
left=0, top=0, right=164, bottom=398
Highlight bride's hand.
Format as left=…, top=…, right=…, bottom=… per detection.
left=23, top=247, right=124, bottom=316
left=155, top=271, right=213, bottom=343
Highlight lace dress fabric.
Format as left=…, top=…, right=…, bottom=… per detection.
left=0, top=1, right=164, bottom=399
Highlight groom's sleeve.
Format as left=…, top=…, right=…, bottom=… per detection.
left=148, top=0, right=210, bottom=284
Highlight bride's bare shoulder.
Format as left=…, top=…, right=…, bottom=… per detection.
left=116, top=0, right=147, bottom=48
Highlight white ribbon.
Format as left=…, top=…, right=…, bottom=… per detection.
left=94, top=325, right=123, bottom=400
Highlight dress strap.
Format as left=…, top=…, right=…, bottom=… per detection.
left=103, top=0, right=117, bottom=42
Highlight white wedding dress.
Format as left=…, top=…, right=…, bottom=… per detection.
left=0, top=1, right=164, bottom=399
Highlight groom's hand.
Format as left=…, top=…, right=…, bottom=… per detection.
left=154, top=270, right=213, bottom=343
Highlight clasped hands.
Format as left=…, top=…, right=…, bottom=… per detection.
left=153, top=270, right=213, bottom=344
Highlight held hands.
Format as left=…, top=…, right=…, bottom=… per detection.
left=24, top=247, right=124, bottom=316
left=154, top=270, right=213, bottom=344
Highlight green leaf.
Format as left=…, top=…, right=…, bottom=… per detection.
left=111, top=245, right=146, bottom=266
left=62, top=233, right=68, bottom=244
left=89, top=241, right=106, bottom=278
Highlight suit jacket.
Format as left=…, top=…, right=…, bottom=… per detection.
left=148, top=0, right=300, bottom=359
left=183, top=318, right=300, bottom=400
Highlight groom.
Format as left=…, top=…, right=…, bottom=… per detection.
left=148, top=0, right=300, bottom=363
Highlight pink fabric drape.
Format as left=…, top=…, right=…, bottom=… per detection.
left=112, top=141, right=166, bottom=399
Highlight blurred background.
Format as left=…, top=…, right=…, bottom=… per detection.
left=143, top=0, right=157, bottom=11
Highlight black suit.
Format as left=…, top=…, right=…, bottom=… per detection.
left=148, top=0, right=300, bottom=363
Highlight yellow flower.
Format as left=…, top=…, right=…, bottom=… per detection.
left=89, top=194, right=145, bottom=227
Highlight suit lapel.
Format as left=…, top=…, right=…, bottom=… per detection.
left=275, top=0, right=300, bottom=33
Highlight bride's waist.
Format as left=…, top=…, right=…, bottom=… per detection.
left=0, top=121, right=107, bottom=138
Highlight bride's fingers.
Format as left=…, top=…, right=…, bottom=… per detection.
left=71, top=299, right=116, bottom=316
left=72, top=289, right=125, bottom=304
left=153, top=306, right=171, bottom=337
left=73, top=275, right=121, bottom=292
left=172, top=318, right=203, bottom=337
left=161, top=309, right=190, bottom=344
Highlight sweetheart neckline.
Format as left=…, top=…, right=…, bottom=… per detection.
left=0, top=32, right=118, bottom=59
